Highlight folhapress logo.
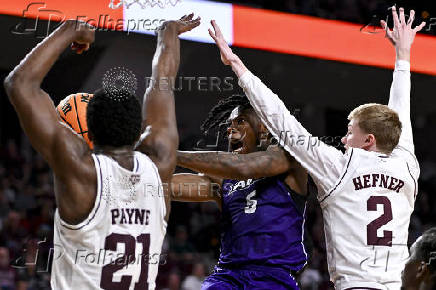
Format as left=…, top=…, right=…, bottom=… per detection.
left=11, top=2, right=65, bottom=38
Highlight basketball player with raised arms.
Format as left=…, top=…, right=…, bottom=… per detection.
left=172, top=93, right=308, bottom=290
left=207, top=6, right=424, bottom=290
left=3, top=15, right=200, bottom=290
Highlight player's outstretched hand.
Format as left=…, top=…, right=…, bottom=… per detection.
left=64, top=20, right=96, bottom=54
left=167, top=13, right=201, bottom=35
left=209, top=20, right=238, bottom=66
left=380, top=6, right=426, bottom=51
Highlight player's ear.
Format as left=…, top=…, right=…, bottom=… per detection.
left=363, top=134, right=376, bottom=149
left=416, top=261, right=429, bottom=280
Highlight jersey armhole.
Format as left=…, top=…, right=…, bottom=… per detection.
left=145, top=154, right=168, bottom=229
left=318, top=148, right=355, bottom=206
left=58, top=154, right=103, bottom=230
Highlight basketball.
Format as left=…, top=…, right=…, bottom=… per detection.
left=56, top=93, right=93, bottom=148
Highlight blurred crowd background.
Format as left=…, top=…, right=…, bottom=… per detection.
left=1, top=0, right=436, bottom=289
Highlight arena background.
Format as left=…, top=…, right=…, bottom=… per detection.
left=1, top=0, right=436, bottom=289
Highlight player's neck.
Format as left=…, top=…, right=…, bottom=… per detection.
left=93, top=145, right=135, bottom=156
left=362, top=145, right=388, bottom=155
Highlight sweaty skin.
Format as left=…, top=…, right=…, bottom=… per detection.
left=4, top=16, right=200, bottom=224
left=174, top=107, right=307, bottom=205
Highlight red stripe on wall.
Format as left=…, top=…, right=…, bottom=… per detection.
left=233, top=5, right=436, bottom=75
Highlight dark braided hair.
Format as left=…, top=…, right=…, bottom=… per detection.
left=200, top=94, right=252, bottom=134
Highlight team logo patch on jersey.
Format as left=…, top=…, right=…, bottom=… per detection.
left=129, top=174, right=140, bottom=185
left=225, top=179, right=255, bottom=195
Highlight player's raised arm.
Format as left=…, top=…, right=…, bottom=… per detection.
left=137, top=14, right=200, bottom=182
left=208, top=20, right=346, bottom=195
left=177, top=145, right=297, bottom=180
left=381, top=6, right=424, bottom=173
left=3, top=20, right=94, bottom=178
left=171, top=173, right=221, bottom=206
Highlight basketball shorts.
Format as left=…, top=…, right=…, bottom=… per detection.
left=201, top=265, right=300, bottom=290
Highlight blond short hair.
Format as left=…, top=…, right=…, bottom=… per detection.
left=348, top=103, right=402, bottom=154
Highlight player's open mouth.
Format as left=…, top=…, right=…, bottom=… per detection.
left=230, top=140, right=244, bottom=152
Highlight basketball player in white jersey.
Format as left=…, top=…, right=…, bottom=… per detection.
left=3, top=15, right=200, bottom=289
left=207, top=6, right=425, bottom=290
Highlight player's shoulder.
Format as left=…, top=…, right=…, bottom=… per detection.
left=135, top=151, right=163, bottom=177
left=351, top=148, right=395, bottom=161
left=345, top=148, right=397, bottom=172
left=390, top=147, right=420, bottom=178
left=135, top=150, right=154, bottom=164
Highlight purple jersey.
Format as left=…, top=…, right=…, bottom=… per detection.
left=218, top=175, right=307, bottom=272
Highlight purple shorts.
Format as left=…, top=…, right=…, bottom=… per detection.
left=201, top=266, right=300, bottom=290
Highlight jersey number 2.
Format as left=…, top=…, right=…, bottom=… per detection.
left=100, top=233, right=150, bottom=290
left=367, top=196, right=393, bottom=246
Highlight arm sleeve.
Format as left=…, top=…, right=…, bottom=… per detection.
left=238, top=70, right=348, bottom=196
left=388, top=60, right=420, bottom=177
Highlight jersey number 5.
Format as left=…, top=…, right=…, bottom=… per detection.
left=245, top=190, right=257, bottom=214
left=367, top=196, right=393, bottom=246
left=100, top=233, right=150, bottom=290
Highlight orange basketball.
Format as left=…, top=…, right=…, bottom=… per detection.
left=56, top=93, right=94, bottom=149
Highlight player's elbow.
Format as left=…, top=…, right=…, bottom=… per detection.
left=3, top=73, right=18, bottom=99
left=3, top=72, right=35, bottom=102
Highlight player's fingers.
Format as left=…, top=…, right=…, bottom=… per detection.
left=189, top=16, right=200, bottom=24
left=391, top=6, right=401, bottom=29
left=413, top=21, right=426, bottom=32
left=208, top=28, right=217, bottom=41
left=399, top=7, right=406, bottom=26
left=180, top=14, right=187, bottom=21
left=185, top=13, right=194, bottom=21
left=188, top=17, right=201, bottom=29
left=211, top=20, right=217, bottom=32
left=380, top=20, right=394, bottom=43
left=211, top=20, right=222, bottom=36
left=380, top=20, right=388, bottom=31
left=407, top=10, right=415, bottom=27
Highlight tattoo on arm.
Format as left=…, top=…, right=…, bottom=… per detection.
left=177, top=146, right=295, bottom=180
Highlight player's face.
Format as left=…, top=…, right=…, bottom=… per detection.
left=341, top=118, right=371, bottom=151
left=227, top=107, right=259, bottom=154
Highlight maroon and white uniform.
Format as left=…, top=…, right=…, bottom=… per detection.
left=238, top=60, right=419, bottom=290
left=51, top=152, right=167, bottom=290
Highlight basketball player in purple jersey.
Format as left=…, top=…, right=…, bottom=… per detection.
left=172, top=94, right=309, bottom=289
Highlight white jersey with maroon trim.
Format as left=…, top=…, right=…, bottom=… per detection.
left=320, top=147, right=416, bottom=290
left=238, top=60, right=419, bottom=289
left=51, top=152, right=167, bottom=290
